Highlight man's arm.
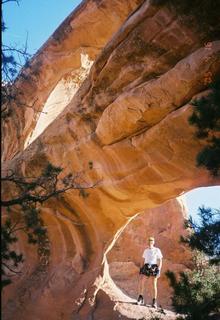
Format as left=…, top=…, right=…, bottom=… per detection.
left=157, top=248, right=163, bottom=275
left=158, top=258, right=162, bottom=270
left=141, top=250, right=145, bottom=267
left=157, top=258, right=162, bottom=277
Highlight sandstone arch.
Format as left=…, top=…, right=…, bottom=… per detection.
left=2, top=0, right=220, bottom=319
left=2, top=0, right=143, bottom=161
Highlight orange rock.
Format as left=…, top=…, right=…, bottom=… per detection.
left=2, top=0, right=220, bottom=319
left=108, top=197, right=192, bottom=309
left=2, top=0, right=143, bottom=161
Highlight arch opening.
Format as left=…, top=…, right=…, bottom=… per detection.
left=24, top=52, right=93, bottom=148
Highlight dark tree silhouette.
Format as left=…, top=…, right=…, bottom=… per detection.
left=182, top=206, right=220, bottom=264
left=1, top=162, right=97, bottom=289
left=189, top=80, right=220, bottom=177
left=166, top=206, right=220, bottom=319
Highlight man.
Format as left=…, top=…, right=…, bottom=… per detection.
left=137, top=236, right=163, bottom=308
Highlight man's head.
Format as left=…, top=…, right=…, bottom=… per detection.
left=148, top=236, right=155, bottom=247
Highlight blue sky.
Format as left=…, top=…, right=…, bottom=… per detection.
left=184, top=186, right=220, bottom=222
left=2, top=0, right=220, bottom=222
left=2, top=0, right=82, bottom=54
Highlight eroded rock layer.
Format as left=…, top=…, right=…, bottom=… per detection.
left=2, top=0, right=143, bottom=161
left=2, top=198, right=190, bottom=319
left=108, top=197, right=192, bottom=309
left=2, top=0, right=220, bottom=319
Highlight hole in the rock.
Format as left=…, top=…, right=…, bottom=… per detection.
left=24, top=53, right=93, bottom=148
left=102, top=187, right=219, bottom=316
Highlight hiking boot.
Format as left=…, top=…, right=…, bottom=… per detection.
left=152, top=298, right=157, bottom=308
left=137, top=294, right=144, bottom=305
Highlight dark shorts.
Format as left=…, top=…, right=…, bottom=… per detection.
left=139, top=263, right=159, bottom=277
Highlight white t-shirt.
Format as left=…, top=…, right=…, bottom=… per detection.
left=142, top=247, right=163, bottom=265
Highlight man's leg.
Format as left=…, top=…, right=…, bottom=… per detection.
left=151, top=277, right=158, bottom=308
left=153, top=277, right=157, bottom=299
left=138, top=275, right=145, bottom=294
left=137, top=275, right=146, bottom=304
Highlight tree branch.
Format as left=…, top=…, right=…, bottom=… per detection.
left=1, top=181, right=100, bottom=207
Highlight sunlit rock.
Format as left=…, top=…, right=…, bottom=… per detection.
left=2, top=0, right=220, bottom=319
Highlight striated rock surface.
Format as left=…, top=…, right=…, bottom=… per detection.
left=2, top=0, right=143, bottom=161
left=2, top=198, right=188, bottom=320
left=108, top=197, right=192, bottom=309
left=2, top=0, right=220, bottom=319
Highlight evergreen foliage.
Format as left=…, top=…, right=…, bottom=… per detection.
left=1, top=218, right=24, bottom=288
left=166, top=207, right=220, bottom=319
left=1, top=162, right=96, bottom=289
left=1, top=0, right=31, bottom=83
left=166, top=252, right=220, bottom=320
left=189, top=81, right=220, bottom=176
left=182, top=206, right=220, bottom=264
left=1, top=0, right=32, bottom=119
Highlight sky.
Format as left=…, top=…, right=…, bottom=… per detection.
left=2, top=1, right=220, bottom=222
left=184, top=186, right=220, bottom=222
left=2, top=0, right=82, bottom=54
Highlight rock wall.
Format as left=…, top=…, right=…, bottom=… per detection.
left=2, top=198, right=190, bottom=319
left=2, top=0, right=220, bottom=319
left=2, top=0, right=143, bottom=161
left=108, top=197, right=192, bottom=309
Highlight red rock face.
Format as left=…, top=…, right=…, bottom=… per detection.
left=108, top=197, right=192, bottom=309
left=2, top=0, right=143, bottom=161
left=2, top=0, right=220, bottom=319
